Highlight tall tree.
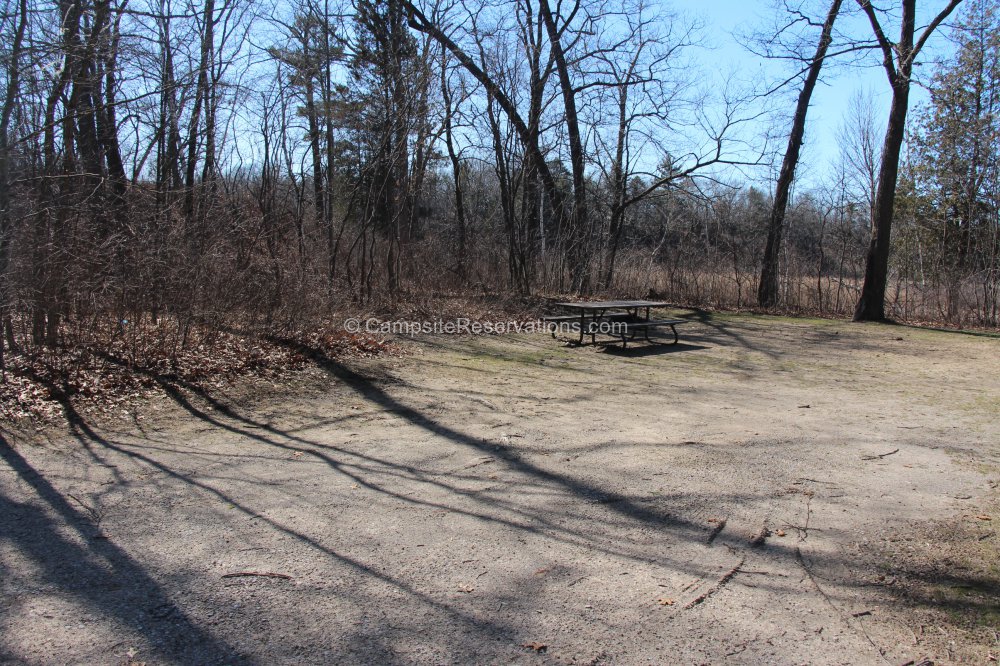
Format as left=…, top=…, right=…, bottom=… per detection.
left=0, top=0, right=28, bottom=370
left=352, top=0, right=420, bottom=294
left=909, top=0, right=1000, bottom=322
left=852, top=0, right=963, bottom=322
left=758, top=0, right=843, bottom=308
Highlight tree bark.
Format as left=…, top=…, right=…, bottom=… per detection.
left=854, top=78, right=911, bottom=320
left=853, top=0, right=962, bottom=321
left=758, top=0, right=843, bottom=308
left=0, top=0, right=28, bottom=370
left=440, top=57, right=468, bottom=281
left=184, top=0, right=216, bottom=223
left=538, top=0, right=588, bottom=293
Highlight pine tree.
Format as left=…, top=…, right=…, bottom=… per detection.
left=909, top=0, right=1000, bottom=322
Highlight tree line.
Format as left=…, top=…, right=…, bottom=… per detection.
left=0, top=0, right=997, bottom=370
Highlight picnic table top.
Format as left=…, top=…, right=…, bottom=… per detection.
left=553, top=300, right=670, bottom=310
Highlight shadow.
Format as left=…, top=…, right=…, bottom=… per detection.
left=263, top=335, right=786, bottom=551
left=0, top=435, right=245, bottom=664
left=895, top=569, right=1000, bottom=625
left=9, top=331, right=993, bottom=660
left=897, top=321, right=1000, bottom=339
left=601, top=342, right=710, bottom=357
left=4, top=371, right=529, bottom=661
left=672, top=307, right=780, bottom=359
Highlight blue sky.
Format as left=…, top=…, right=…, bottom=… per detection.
left=683, top=0, right=952, bottom=185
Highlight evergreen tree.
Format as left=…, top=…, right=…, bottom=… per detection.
left=909, top=0, right=1000, bottom=321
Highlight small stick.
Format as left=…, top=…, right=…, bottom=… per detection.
left=222, top=571, right=292, bottom=580
left=684, top=556, right=745, bottom=609
left=707, top=517, right=727, bottom=545
left=861, top=448, right=899, bottom=461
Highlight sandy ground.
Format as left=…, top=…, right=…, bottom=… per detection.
left=2, top=311, right=999, bottom=665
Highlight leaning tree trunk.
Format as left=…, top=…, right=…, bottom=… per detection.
left=853, top=78, right=910, bottom=321
left=0, top=0, right=28, bottom=372
left=538, top=0, right=588, bottom=294
left=852, top=0, right=962, bottom=322
left=440, top=57, right=468, bottom=282
left=758, top=0, right=843, bottom=308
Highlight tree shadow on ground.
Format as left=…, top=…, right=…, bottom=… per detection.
left=600, top=342, right=709, bottom=357
left=672, top=307, right=779, bottom=358
left=5, top=332, right=999, bottom=661
left=0, top=435, right=245, bottom=665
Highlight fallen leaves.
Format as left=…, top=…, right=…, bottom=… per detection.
left=522, top=642, right=547, bottom=653
left=1, top=317, right=402, bottom=426
left=657, top=598, right=675, bottom=606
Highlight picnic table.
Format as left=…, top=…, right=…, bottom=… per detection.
left=543, top=300, right=688, bottom=348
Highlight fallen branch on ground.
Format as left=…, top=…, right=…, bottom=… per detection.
left=707, top=517, right=727, bottom=545
left=222, top=571, right=292, bottom=580
left=861, top=449, right=899, bottom=461
left=684, top=556, right=745, bottom=609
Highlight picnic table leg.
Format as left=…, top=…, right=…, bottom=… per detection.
left=592, top=309, right=606, bottom=345
left=577, top=311, right=585, bottom=345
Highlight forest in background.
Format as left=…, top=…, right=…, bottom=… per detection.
left=0, top=0, right=998, bottom=402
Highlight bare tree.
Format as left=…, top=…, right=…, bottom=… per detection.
left=852, top=0, right=963, bottom=321
left=837, top=88, right=881, bottom=221
left=0, top=0, right=28, bottom=371
left=758, top=0, right=844, bottom=308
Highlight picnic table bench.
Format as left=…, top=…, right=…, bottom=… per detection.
left=543, top=300, right=688, bottom=349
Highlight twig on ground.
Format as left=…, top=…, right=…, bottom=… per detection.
left=221, top=571, right=292, bottom=580
left=796, top=547, right=890, bottom=663
left=748, top=523, right=771, bottom=547
left=861, top=449, right=899, bottom=461
left=684, top=556, right=745, bottom=609
left=707, top=517, right=727, bottom=545
left=799, top=494, right=814, bottom=542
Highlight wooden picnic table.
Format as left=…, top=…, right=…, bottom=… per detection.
left=546, top=300, right=688, bottom=348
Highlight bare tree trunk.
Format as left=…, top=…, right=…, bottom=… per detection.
left=603, top=68, right=633, bottom=290
left=184, top=0, right=216, bottom=223
left=538, top=0, right=588, bottom=293
left=304, top=74, right=325, bottom=226
left=323, top=0, right=338, bottom=293
left=758, top=0, right=842, bottom=308
left=440, top=55, right=468, bottom=281
left=854, top=82, right=910, bottom=321
left=0, top=0, right=28, bottom=372
left=403, top=0, right=570, bottom=249
left=853, top=0, right=962, bottom=321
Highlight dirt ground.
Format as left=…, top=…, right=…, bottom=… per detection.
left=2, top=311, right=999, bottom=665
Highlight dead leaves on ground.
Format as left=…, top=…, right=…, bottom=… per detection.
left=1, top=320, right=400, bottom=425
